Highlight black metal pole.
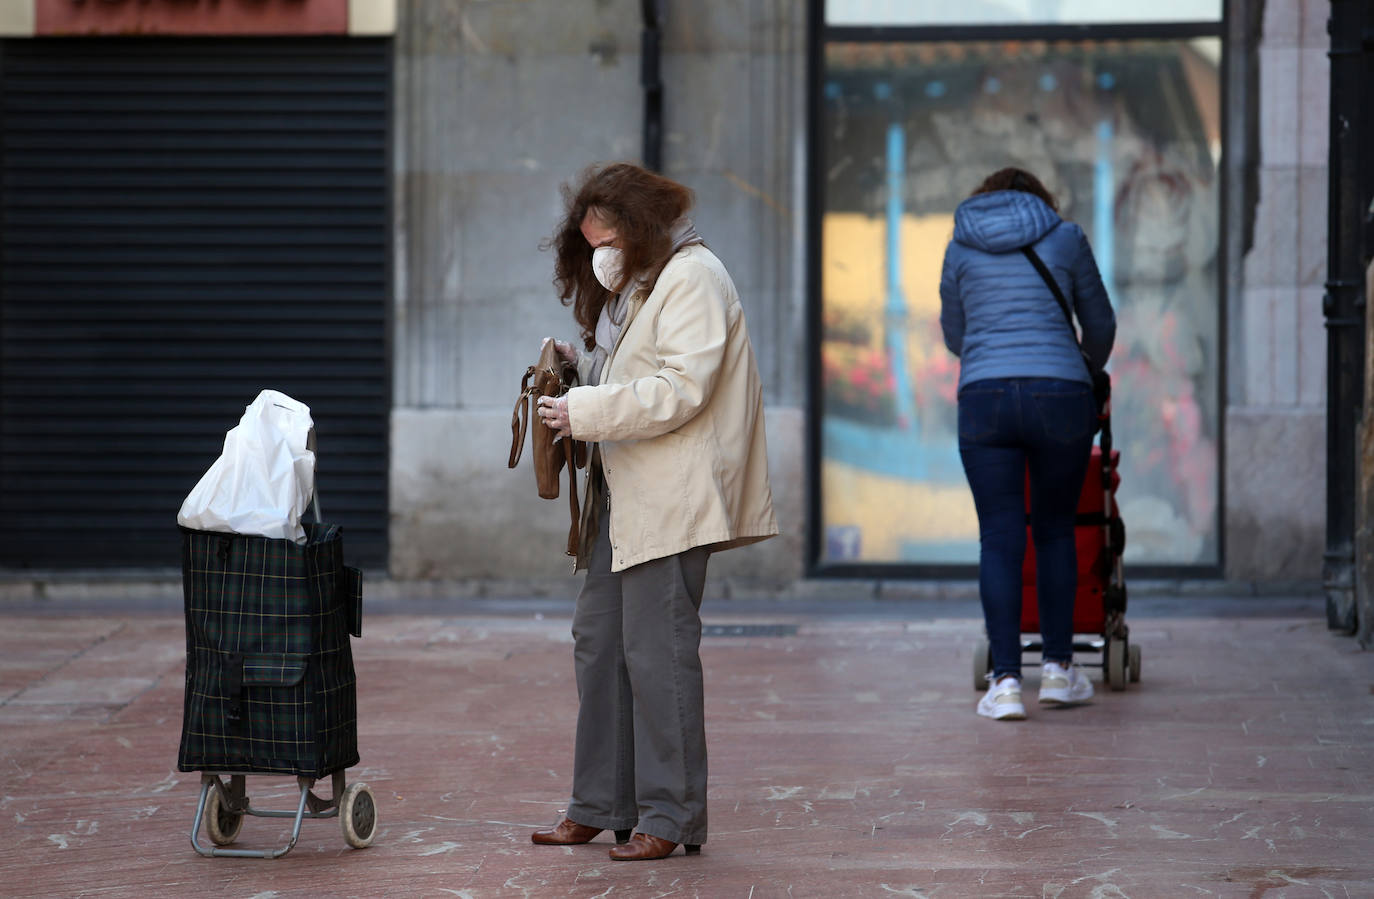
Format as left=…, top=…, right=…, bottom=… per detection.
left=641, top=0, right=664, bottom=172
left=1354, top=2, right=1374, bottom=648
left=1323, top=0, right=1367, bottom=633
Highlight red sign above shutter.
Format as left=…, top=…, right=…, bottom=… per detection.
left=36, top=0, right=350, bottom=36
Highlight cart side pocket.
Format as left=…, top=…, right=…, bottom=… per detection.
left=241, top=653, right=309, bottom=687
left=340, top=567, right=363, bottom=638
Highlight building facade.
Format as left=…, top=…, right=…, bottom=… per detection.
left=0, top=0, right=1336, bottom=594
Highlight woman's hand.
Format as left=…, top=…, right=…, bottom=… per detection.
left=537, top=395, right=571, bottom=439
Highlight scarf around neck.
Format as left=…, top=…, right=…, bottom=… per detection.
left=590, top=217, right=704, bottom=381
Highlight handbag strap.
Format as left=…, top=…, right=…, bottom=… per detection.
left=1021, top=245, right=1094, bottom=372
left=508, top=366, right=536, bottom=469
left=557, top=361, right=585, bottom=556
left=563, top=437, right=581, bottom=556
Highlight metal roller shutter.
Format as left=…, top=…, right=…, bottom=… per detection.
left=0, top=38, right=390, bottom=569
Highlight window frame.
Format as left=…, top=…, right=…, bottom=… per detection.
left=804, top=0, right=1229, bottom=579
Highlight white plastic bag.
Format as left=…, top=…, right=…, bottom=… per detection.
left=177, top=389, right=316, bottom=543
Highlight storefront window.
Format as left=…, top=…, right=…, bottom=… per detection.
left=826, top=1, right=1222, bottom=25
left=817, top=35, right=1222, bottom=567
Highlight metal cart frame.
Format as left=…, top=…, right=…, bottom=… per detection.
left=190, top=770, right=376, bottom=859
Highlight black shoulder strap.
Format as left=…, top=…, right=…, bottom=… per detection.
left=1020, top=245, right=1076, bottom=334
left=1022, top=244, right=1098, bottom=379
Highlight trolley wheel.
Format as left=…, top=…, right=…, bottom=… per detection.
left=972, top=638, right=990, bottom=689
left=340, top=782, right=377, bottom=849
left=1106, top=637, right=1128, bottom=692
left=204, top=783, right=244, bottom=846
left=1128, top=643, right=1142, bottom=683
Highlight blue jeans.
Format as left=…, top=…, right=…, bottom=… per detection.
left=957, top=378, right=1095, bottom=680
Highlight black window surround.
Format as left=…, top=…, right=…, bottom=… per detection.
left=804, top=0, right=1228, bottom=580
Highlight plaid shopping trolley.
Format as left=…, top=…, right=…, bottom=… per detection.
left=177, top=522, right=376, bottom=858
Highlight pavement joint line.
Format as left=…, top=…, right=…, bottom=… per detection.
left=0, top=620, right=126, bottom=709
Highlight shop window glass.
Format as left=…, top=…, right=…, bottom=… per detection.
left=826, top=1, right=1222, bottom=25
left=819, top=37, right=1222, bottom=566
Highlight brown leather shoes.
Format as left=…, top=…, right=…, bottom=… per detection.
left=531, top=818, right=632, bottom=846
left=608, top=832, right=701, bottom=861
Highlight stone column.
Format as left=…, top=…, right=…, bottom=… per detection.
left=1225, top=0, right=1329, bottom=582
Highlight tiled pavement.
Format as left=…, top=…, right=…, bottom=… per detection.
left=1, top=592, right=1371, bottom=898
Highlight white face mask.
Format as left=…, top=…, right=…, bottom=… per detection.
left=591, top=246, right=625, bottom=292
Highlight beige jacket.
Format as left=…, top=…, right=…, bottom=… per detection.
left=566, top=243, right=778, bottom=572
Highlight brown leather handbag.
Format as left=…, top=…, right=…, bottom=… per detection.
left=508, top=341, right=588, bottom=555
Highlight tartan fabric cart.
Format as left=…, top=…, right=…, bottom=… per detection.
left=177, top=523, right=376, bottom=858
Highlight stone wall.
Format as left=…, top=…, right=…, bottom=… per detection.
left=387, top=0, right=1329, bottom=589
left=389, top=0, right=806, bottom=585
left=1225, top=0, right=1329, bottom=581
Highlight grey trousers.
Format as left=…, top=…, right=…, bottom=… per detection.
left=565, top=501, right=711, bottom=846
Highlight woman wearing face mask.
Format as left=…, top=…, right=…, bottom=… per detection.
left=529, top=162, right=778, bottom=861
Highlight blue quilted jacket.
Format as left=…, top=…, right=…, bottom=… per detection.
left=938, top=190, right=1116, bottom=391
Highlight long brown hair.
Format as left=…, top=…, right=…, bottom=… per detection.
left=544, top=162, right=695, bottom=349
left=972, top=166, right=1059, bottom=213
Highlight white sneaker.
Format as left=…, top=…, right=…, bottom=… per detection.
left=977, top=676, right=1026, bottom=720
left=1038, top=661, right=1093, bottom=706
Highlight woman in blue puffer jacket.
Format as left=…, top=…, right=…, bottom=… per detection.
left=939, top=167, right=1116, bottom=722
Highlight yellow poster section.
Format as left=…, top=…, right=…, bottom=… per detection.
left=822, top=460, right=978, bottom=560
left=820, top=211, right=978, bottom=561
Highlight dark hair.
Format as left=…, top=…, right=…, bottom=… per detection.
left=971, top=166, right=1059, bottom=213
left=544, top=162, right=695, bottom=350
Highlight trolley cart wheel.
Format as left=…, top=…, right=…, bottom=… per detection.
left=1128, top=643, right=1142, bottom=683
left=340, top=782, right=377, bottom=849
left=204, top=783, right=244, bottom=846
left=972, top=638, right=991, bottom=689
left=1106, top=637, right=1128, bottom=691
